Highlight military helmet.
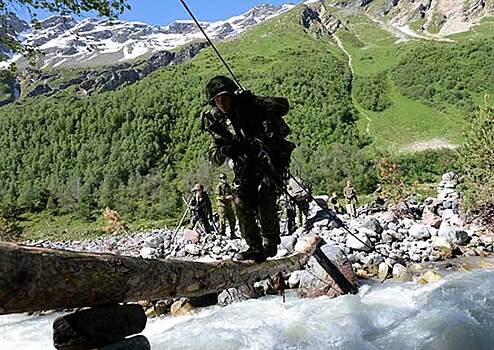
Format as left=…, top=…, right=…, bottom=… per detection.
left=205, top=75, right=238, bottom=104
left=191, top=183, right=204, bottom=192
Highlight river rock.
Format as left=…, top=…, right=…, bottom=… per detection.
left=392, top=263, right=411, bottom=281
left=416, top=271, right=442, bottom=285
left=422, top=212, right=442, bottom=228
left=100, top=336, right=151, bottom=350
left=53, top=304, right=147, bottom=350
left=438, top=223, right=469, bottom=245
left=170, top=299, right=194, bottom=316
left=378, top=262, right=390, bottom=281
left=185, top=244, right=201, bottom=256
left=298, top=241, right=357, bottom=298
left=183, top=229, right=201, bottom=243
left=279, top=235, right=298, bottom=253
left=346, top=233, right=373, bottom=252
left=139, top=247, right=155, bottom=259
left=409, top=224, right=431, bottom=240
left=144, top=236, right=163, bottom=248
left=381, top=211, right=397, bottom=223
left=217, top=286, right=259, bottom=306
left=362, top=218, right=383, bottom=234
left=381, top=230, right=394, bottom=243
left=288, top=270, right=304, bottom=288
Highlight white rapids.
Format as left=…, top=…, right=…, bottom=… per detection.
left=1, top=268, right=494, bottom=350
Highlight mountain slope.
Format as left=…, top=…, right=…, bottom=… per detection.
left=0, top=5, right=373, bottom=221
left=1, top=4, right=294, bottom=69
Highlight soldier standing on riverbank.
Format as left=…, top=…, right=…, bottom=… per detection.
left=189, top=183, right=213, bottom=235
left=216, top=173, right=237, bottom=238
left=344, top=180, right=358, bottom=219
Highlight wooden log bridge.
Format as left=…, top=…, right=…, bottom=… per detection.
left=0, top=237, right=320, bottom=315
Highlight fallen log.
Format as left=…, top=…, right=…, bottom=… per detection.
left=0, top=236, right=320, bottom=315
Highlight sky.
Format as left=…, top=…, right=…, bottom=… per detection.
left=16, top=0, right=298, bottom=26
left=120, top=0, right=296, bottom=25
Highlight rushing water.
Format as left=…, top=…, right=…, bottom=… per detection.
left=2, top=268, right=494, bottom=350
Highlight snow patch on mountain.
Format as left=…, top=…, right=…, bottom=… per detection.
left=2, top=4, right=295, bottom=69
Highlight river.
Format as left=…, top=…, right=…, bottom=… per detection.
left=1, top=268, right=493, bottom=350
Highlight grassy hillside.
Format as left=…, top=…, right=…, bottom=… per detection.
left=331, top=6, right=494, bottom=150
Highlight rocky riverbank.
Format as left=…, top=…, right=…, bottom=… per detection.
left=22, top=172, right=493, bottom=312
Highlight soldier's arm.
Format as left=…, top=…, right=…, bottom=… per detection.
left=256, top=96, right=290, bottom=116
left=208, top=142, right=228, bottom=166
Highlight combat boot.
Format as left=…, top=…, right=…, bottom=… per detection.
left=263, top=244, right=278, bottom=258
left=234, top=246, right=266, bottom=262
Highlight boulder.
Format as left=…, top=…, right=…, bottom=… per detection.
left=144, top=236, right=163, bottom=248
left=438, top=223, right=469, bottom=245
left=378, top=262, right=390, bottom=282
left=53, top=304, right=146, bottom=350
left=416, top=271, right=443, bottom=285
left=184, top=244, right=201, bottom=256
left=288, top=270, right=304, bottom=288
left=362, top=218, right=383, bottom=234
left=381, top=230, right=394, bottom=243
left=422, top=212, right=442, bottom=229
left=346, top=233, right=373, bottom=252
left=100, top=336, right=151, bottom=350
left=381, top=211, right=397, bottom=223
left=139, top=247, right=155, bottom=259
left=183, top=229, right=201, bottom=243
left=279, top=235, right=298, bottom=253
left=409, top=224, right=431, bottom=240
left=298, top=241, right=358, bottom=298
left=392, top=263, right=411, bottom=281
left=170, top=299, right=194, bottom=316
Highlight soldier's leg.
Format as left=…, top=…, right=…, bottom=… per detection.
left=200, top=214, right=212, bottom=234
left=259, top=183, right=281, bottom=257
left=217, top=206, right=227, bottom=235
left=300, top=200, right=310, bottom=227
left=234, top=196, right=262, bottom=249
left=225, top=206, right=236, bottom=237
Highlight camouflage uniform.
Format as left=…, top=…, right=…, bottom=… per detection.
left=202, top=76, right=294, bottom=261
left=343, top=181, right=358, bottom=219
left=329, top=192, right=342, bottom=214
left=287, top=177, right=310, bottom=228
left=216, top=179, right=237, bottom=237
left=189, top=185, right=213, bottom=234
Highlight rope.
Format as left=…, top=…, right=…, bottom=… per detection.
left=178, top=0, right=244, bottom=91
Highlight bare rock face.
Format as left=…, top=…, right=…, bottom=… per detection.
left=298, top=240, right=358, bottom=298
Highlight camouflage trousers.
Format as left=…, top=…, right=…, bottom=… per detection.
left=190, top=214, right=211, bottom=234
left=234, top=181, right=280, bottom=249
left=346, top=201, right=356, bottom=218
left=217, top=204, right=236, bottom=236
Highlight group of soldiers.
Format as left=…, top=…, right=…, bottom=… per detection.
left=188, top=173, right=237, bottom=239
left=189, top=75, right=360, bottom=262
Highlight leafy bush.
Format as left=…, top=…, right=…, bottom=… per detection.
left=458, top=102, right=494, bottom=208
left=390, top=39, right=494, bottom=112
left=353, top=73, right=392, bottom=112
